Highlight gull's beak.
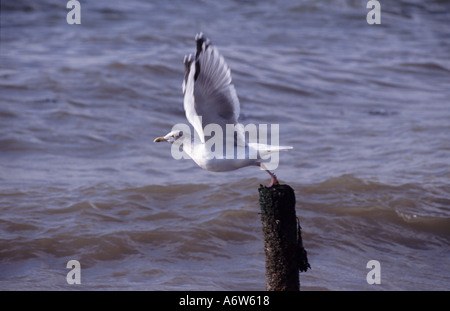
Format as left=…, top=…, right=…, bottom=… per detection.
left=154, top=136, right=167, bottom=143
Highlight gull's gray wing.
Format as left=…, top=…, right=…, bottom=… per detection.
left=183, top=33, right=240, bottom=143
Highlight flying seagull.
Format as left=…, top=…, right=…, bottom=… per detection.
left=154, top=33, right=292, bottom=187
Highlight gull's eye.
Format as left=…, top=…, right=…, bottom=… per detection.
left=178, top=131, right=183, bottom=137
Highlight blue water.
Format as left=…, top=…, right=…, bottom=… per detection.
left=1, top=0, right=449, bottom=290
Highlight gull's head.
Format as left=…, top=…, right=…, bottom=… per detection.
left=154, top=130, right=184, bottom=144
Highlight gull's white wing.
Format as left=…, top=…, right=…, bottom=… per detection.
left=183, top=33, right=240, bottom=143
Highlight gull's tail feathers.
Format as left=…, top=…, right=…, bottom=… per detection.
left=249, top=143, right=293, bottom=157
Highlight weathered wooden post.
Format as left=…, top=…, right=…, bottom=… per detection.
left=259, top=183, right=310, bottom=291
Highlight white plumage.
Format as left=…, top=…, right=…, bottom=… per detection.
left=155, top=33, right=292, bottom=187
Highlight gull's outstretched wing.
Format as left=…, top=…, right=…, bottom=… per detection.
left=183, top=33, right=240, bottom=143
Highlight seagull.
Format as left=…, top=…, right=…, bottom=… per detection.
left=154, top=33, right=292, bottom=187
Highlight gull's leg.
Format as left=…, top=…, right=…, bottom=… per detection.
left=265, top=169, right=278, bottom=188
left=258, top=163, right=278, bottom=187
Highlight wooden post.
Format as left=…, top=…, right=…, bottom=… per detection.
left=259, top=183, right=310, bottom=291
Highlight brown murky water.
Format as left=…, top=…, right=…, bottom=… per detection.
left=1, top=0, right=449, bottom=290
